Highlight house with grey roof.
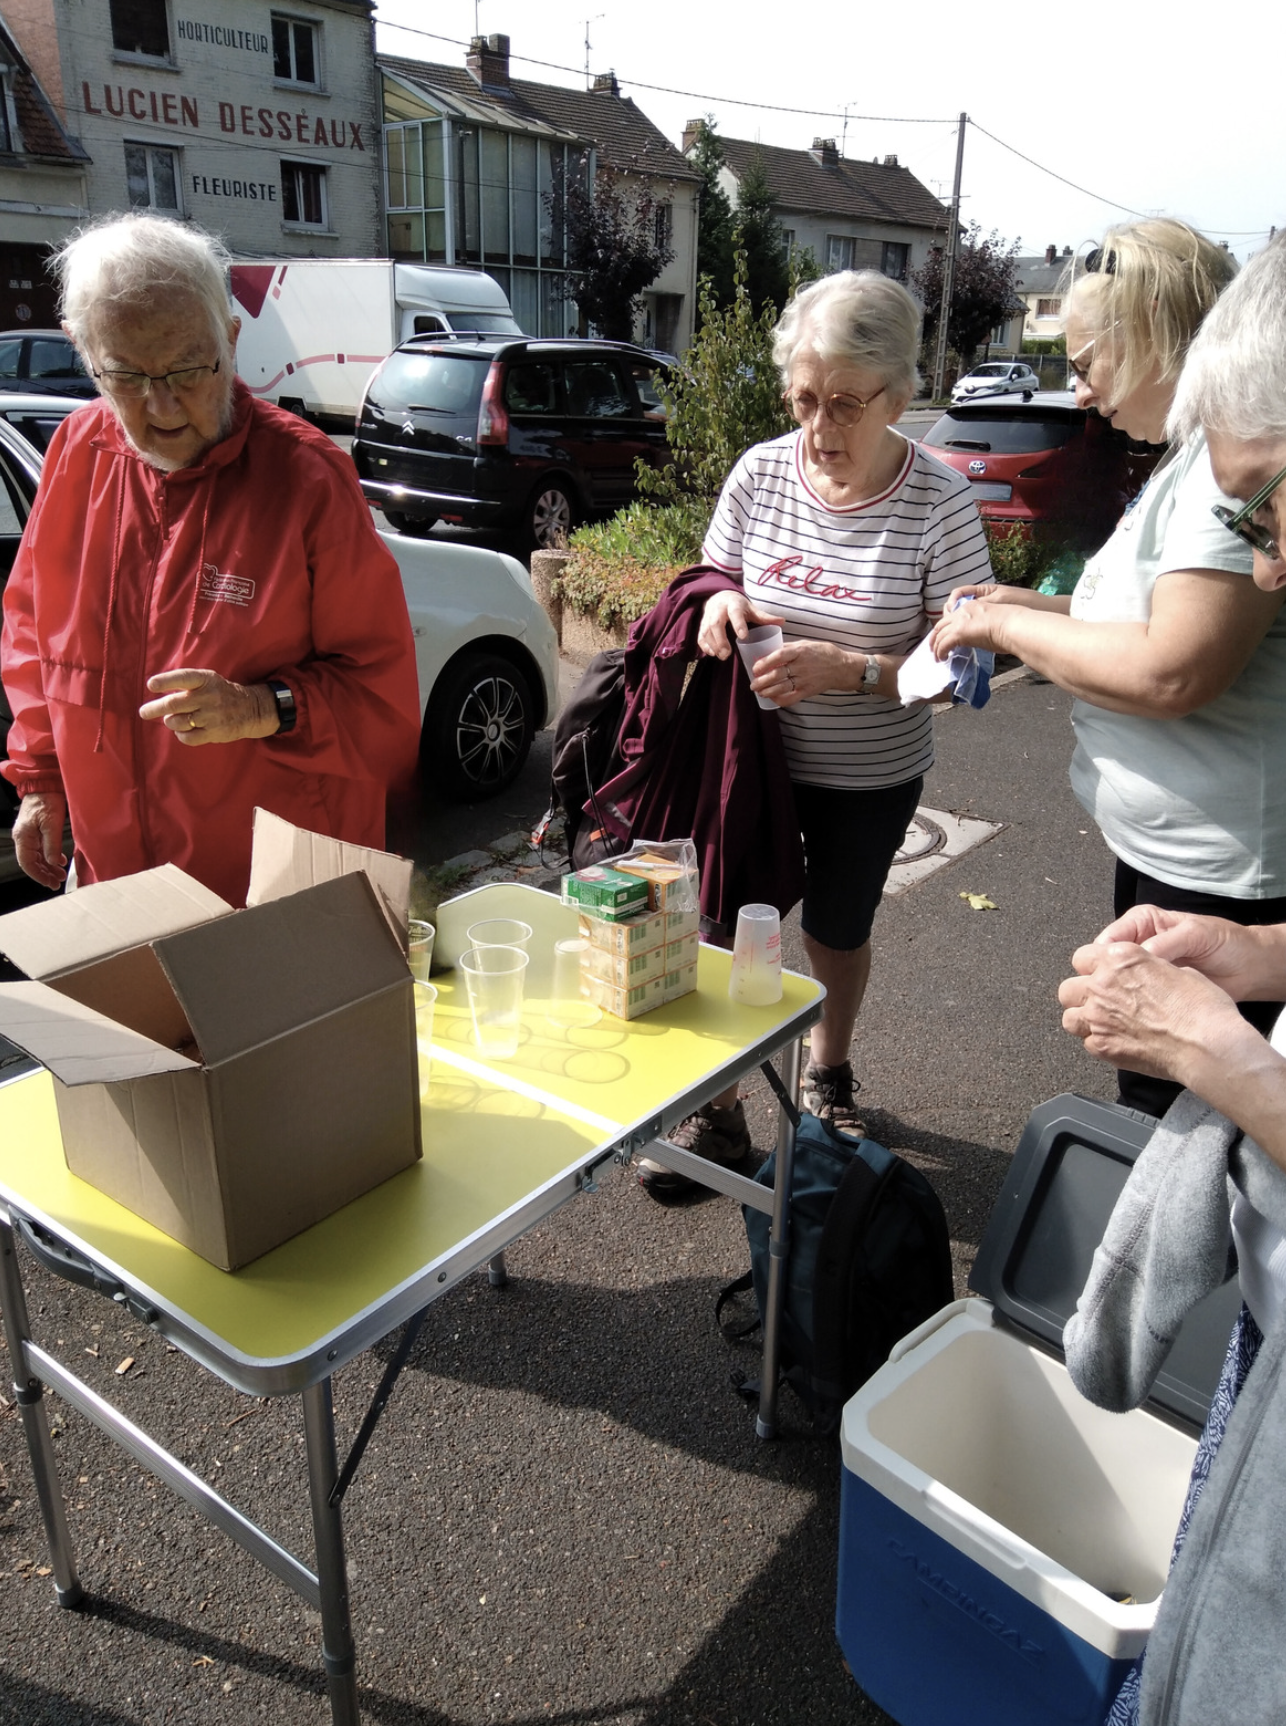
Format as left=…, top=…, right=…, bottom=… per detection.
left=688, top=130, right=948, bottom=288
left=1014, top=245, right=1074, bottom=344
left=379, top=34, right=700, bottom=350
left=0, top=11, right=89, bottom=327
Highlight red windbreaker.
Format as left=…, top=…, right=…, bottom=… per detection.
left=2, top=384, right=421, bottom=905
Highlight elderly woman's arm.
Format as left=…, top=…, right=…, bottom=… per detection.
left=931, top=566, right=1284, bottom=717
left=1059, top=915, right=1286, bottom=1165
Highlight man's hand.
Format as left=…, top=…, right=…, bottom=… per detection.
left=13, top=792, right=68, bottom=890
left=140, top=668, right=279, bottom=745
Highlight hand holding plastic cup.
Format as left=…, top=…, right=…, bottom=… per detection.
left=548, top=936, right=601, bottom=1030
left=736, top=625, right=785, bottom=710
left=466, top=917, right=533, bottom=952
left=412, top=980, right=437, bottom=1099
left=459, top=944, right=529, bottom=1060
left=728, top=903, right=783, bottom=1005
left=407, top=919, right=435, bottom=982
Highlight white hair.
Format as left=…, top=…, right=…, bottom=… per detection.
left=56, top=212, right=235, bottom=360
left=1170, top=233, right=1286, bottom=444
left=773, top=271, right=922, bottom=402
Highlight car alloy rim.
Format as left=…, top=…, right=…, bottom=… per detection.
left=455, top=673, right=526, bottom=785
left=532, top=488, right=570, bottom=546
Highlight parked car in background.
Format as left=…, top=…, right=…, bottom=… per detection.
left=951, top=361, right=1041, bottom=405
left=0, top=330, right=96, bottom=400
left=921, top=392, right=1161, bottom=549
left=0, top=417, right=559, bottom=882
left=0, top=392, right=84, bottom=454
left=351, top=336, right=671, bottom=549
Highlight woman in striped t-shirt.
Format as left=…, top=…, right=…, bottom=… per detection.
left=638, top=271, right=991, bottom=1195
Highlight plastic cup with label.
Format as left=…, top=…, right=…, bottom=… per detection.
left=728, top=903, right=783, bottom=1005
left=735, top=625, right=785, bottom=710
left=412, top=980, right=437, bottom=1099
left=407, top=919, right=435, bottom=982
left=548, top=936, right=601, bottom=1030
left=465, top=918, right=533, bottom=953
left=459, top=944, right=530, bottom=1060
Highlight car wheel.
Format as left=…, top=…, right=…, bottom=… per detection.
left=382, top=509, right=438, bottom=537
left=424, top=653, right=536, bottom=802
left=526, top=481, right=575, bottom=550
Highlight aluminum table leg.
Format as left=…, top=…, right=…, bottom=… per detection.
left=302, top=1380, right=360, bottom=1726
left=756, top=1038, right=803, bottom=1440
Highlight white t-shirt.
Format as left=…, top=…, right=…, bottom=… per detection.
left=702, top=432, right=992, bottom=790
left=1231, top=1007, right=1286, bottom=1336
left=1068, top=433, right=1286, bottom=897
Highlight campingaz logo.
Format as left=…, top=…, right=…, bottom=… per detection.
left=968, top=459, right=987, bottom=475
left=886, top=1538, right=1046, bottom=1665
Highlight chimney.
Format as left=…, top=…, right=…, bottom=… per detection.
left=466, top=33, right=511, bottom=91
left=1062, top=245, right=1072, bottom=255
left=1045, top=244, right=1056, bottom=264
left=882, top=153, right=899, bottom=168
left=591, top=70, right=620, bottom=96
left=809, top=138, right=839, bottom=167
left=682, top=118, right=703, bottom=153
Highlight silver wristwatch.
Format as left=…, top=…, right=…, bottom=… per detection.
left=862, top=655, right=881, bottom=690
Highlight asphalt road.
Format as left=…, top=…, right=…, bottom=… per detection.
left=0, top=670, right=1120, bottom=1726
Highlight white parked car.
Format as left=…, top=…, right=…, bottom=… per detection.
left=951, top=361, right=1041, bottom=405
left=0, top=416, right=559, bottom=880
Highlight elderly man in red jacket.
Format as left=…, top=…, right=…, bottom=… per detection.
left=2, top=213, right=421, bottom=906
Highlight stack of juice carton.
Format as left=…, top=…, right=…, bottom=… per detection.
left=561, top=850, right=701, bottom=1020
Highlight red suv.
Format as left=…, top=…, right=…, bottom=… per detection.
left=921, top=392, right=1160, bottom=550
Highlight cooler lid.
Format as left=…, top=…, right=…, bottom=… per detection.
left=969, top=1092, right=1242, bottom=1432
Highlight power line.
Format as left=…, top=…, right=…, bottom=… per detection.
left=966, top=118, right=1148, bottom=218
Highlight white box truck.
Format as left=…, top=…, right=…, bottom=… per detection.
left=229, top=260, right=523, bottom=424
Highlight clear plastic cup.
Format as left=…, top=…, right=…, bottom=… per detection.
left=547, top=936, right=601, bottom=1030
left=728, top=903, right=783, bottom=1005
left=412, top=980, right=437, bottom=1099
left=459, top=944, right=530, bottom=1060
left=465, top=917, right=533, bottom=952
left=407, top=919, right=435, bottom=982
left=736, top=625, right=784, bottom=710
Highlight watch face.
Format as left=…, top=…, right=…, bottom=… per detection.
left=864, top=658, right=880, bottom=686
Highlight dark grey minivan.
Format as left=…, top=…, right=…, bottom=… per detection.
left=350, top=337, right=670, bottom=549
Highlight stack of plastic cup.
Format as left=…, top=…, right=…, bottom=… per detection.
left=547, top=936, right=601, bottom=1030
left=466, top=918, right=532, bottom=953
left=735, top=625, right=784, bottom=710
left=728, top=903, right=783, bottom=1005
left=459, top=945, right=530, bottom=1060
left=407, top=919, right=435, bottom=982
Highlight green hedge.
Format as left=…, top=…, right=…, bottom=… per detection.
left=554, top=499, right=709, bottom=629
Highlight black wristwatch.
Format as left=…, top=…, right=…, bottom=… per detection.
left=266, top=678, right=297, bottom=735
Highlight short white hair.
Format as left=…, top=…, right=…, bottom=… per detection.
left=1170, top=233, right=1286, bottom=444
left=773, top=271, right=922, bottom=402
left=56, top=213, right=235, bottom=360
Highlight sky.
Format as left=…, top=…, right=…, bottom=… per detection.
left=371, top=0, right=1282, bottom=264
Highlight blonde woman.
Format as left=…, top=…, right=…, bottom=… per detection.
left=932, top=219, right=1286, bottom=1116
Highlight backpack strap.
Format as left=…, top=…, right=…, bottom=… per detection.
left=806, top=1141, right=900, bottom=1421
left=715, top=1271, right=760, bottom=1339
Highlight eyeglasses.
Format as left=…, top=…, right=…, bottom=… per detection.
left=1212, top=463, right=1286, bottom=561
left=784, top=384, right=887, bottom=428
left=91, top=359, right=222, bottom=399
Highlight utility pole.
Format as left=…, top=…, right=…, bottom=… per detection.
left=931, top=112, right=967, bottom=402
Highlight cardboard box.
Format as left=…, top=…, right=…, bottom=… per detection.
left=0, top=816, right=422, bottom=1271
left=664, top=907, right=700, bottom=942
left=613, top=852, right=694, bottom=910
left=661, top=962, right=698, bottom=1004
left=664, top=931, right=699, bottom=972
left=562, top=866, right=650, bottom=919
left=582, top=970, right=666, bottom=1020
left=580, top=941, right=665, bottom=989
left=578, top=907, right=665, bottom=956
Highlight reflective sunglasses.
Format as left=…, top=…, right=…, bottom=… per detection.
left=1212, top=462, right=1286, bottom=561
left=91, top=359, right=222, bottom=399
left=784, top=383, right=887, bottom=428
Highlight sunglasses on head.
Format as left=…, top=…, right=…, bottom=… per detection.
left=1212, top=464, right=1286, bottom=561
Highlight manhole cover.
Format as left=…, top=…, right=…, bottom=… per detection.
left=895, top=813, right=946, bottom=865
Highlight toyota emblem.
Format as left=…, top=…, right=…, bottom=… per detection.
left=968, top=459, right=987, bottom=475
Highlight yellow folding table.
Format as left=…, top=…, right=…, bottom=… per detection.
left=0, top=884, right=822, bottom=1725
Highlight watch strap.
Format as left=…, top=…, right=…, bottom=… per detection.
left=266, top=678, right=297, bottom=734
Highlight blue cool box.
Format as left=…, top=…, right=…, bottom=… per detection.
left=836, top=1094, right=1241, bottom=1726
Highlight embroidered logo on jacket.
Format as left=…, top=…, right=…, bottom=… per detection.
left=199, top=564, right=255, bottom=607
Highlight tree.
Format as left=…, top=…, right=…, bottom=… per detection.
left=547, top=156, right=675, bottom=343
left=735, top=152, right=790, bottom=316
left=687, top=117, right=735, bottom=313
left=638, top=244, right=792, bottom=508
left=911, top=223, right=1021, bottom=369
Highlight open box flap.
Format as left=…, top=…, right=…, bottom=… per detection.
left=246, top=808, right=412, bottom=946
left=0, top=980, right=199, bottom=1083
left=153, top=872, right=409, bottom=1068
left=0, top=864, right=230, bottom=981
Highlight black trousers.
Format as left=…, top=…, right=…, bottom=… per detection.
left=1113, top=859, right=1286, bottom=1119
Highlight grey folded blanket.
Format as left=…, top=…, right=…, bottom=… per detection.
left=1064, top=1089, right=1286, bottom=1412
